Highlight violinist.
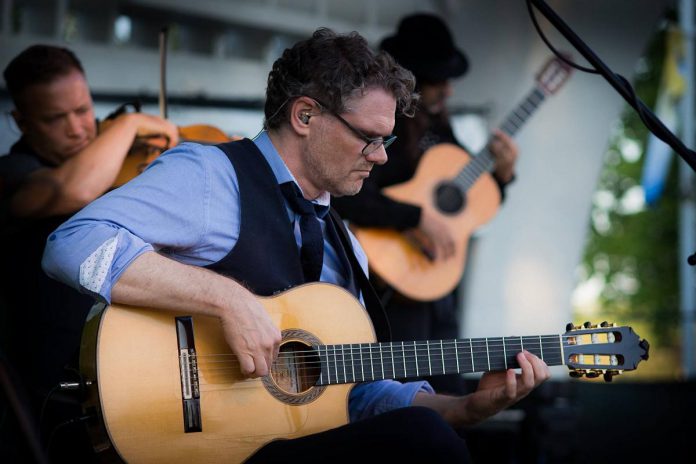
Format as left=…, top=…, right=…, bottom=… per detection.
left=0, top=44, right=177, bottom=461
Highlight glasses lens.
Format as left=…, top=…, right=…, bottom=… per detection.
left=383, top=136, right=397, bottom=149
left=363, top=140, right=383, bottom=156
left=361, top=135, right=398, bottom=156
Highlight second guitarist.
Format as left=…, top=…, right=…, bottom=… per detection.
left=332, top=13, right=519, bottom=396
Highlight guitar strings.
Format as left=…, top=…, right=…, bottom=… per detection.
left=191, top=342, right=569, bottom=366
left=193, top=353, right=570, bottom=372
left=194, top=356, right=569, bottom=378
left=190, top=342, right=598, bottom=371
left=189, top=349, right=575, bottom=376
left=191, top=355, right=570, bottom=387
left=189, top=335, right=585, bottom=362
left=183, top=334, right=615, bottom=377
left=455, top=90, right=543, bottom=190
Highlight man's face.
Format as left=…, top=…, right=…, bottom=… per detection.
left=419, top=80, right=453, bottom=115
left=304, top=87, right=395, bottom=197
left=13, top=69, right=96, bottom=164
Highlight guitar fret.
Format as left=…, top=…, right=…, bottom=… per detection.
left=426, top=341, right=432, bottom=375
left=558, top=334, right=564, bottom=364
left=469, top=339, right=475, bottom=373
left=352, top=344, right=358, bottom=382
left=520, top=336, right=524, bottom=353
left=440, top=340, right=446, bottom=374
left=414, top=341, right=419, bottom=377
left=402, top=342, right=407, bottom=378
left=503, top=338, right=508, bottom=370
left=510, top=111, right=527, bottom=126
left=454, top=340, right=460, bottom=373
left=317, top=346, right=331, bottom=384
left=379, top=343, right=385, bottom=379
left=485, top=338, right=491, bottom=371
left=359, top=343, right=365, bottom=381
left=369, top=343, right=375, bottom=381
left=539, top=335, right=544, bottom=361
left=389, top=343, right=394, bottom=379
left=341, top=344, right=347, bottom=383
left=333, top=345, right=339, bottom=383
left=519, top=100, right=535, bottom=116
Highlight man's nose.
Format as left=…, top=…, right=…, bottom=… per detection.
left=65, top=113, right=84, bottom=136
left=366, top=145, right=388, bottom=165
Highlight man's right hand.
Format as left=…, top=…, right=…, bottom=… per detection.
left=409, top=208, right=455, bottom=261
left=124, top=112, right=180, bottom=148
left=111, top=252, right=282, bottom=380
left=219, top=287, right=282, bottom=378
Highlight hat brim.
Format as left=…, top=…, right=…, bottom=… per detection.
left=381, top=35, right=469, bottom=82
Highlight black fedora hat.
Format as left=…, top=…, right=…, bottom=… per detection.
left=380, top=13, right=469, bottom=82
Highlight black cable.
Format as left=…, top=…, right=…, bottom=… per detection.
left=46, top=414, right=92, bottom=456
left=525, top=0, right=599, bottom=74
left=526, top=0, right=696, bottom=174
left=38, top=384, right=61, bottom=440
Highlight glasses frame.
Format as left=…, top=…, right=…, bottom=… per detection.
left=309, top=98, right=397, bottom=156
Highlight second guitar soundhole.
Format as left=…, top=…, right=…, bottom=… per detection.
left=263, top=329, right=325, bottom=405
left=435, top=182, right=465, bottom=214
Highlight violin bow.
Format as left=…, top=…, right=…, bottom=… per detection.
left=159, top=26, right=168, bottom=119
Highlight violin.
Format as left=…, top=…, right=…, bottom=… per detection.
left=108, top=28, right=237, bottom=188
left=100, top=103, right=236, bottom=188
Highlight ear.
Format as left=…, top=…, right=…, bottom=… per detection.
left=11, top=110, right=28, bottom=134
left=288, top=96, right=316, bottom=135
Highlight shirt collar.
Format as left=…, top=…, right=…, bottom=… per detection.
left=252, top=130, right=330, bottom=217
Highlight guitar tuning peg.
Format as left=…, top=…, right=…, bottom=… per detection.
left=583, top=321, right=592, bottom=328
left=600, top=321, right=609, bottom=327
left=585, top=371, right=600, bottom=379
left=603, top=369, right=622, bottom=382
left=640, top=339, right=651, bottom=360
left=569, top=371, right=583, bottom=378
left=566, top=322, right=575, bottom=332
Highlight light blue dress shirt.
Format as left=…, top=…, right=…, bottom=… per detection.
left=42, top=131, right=433, bottom=422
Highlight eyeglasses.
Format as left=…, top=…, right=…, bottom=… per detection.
left=310, top=98, right=397, bottom=156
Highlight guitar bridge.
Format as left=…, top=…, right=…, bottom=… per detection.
left=176, top=316, right=202, bottom=433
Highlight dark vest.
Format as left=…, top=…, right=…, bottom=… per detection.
left=206, top=139, right=391, bottom=340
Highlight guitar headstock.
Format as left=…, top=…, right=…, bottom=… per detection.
left=563, top=321, right=650, bottom=382
left=535, top=54, right=573, bottom=95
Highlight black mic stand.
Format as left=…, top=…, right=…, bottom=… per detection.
left=528, top=0, right=696, bottom=265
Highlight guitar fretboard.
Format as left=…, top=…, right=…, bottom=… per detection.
left=453, top=87, right=547, bottom=192
left=316, top=334, right=564, bottom=386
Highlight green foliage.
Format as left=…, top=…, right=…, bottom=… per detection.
left=578, top=25, right=680, bottom=346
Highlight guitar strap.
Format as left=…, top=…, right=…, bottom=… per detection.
left=328, top=208, right=392, bottom=342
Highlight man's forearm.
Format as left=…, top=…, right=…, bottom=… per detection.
left=111, top=250, right=244, bottom=319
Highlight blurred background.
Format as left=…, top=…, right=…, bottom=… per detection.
left=1, top=0, right=693, bottom=462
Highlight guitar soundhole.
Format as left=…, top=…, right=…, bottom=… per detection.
left=435, top=182, right=465, bottom=215
left=272, top=341, right=321, bottom=394
left=263, top=329, right=326, bottom=405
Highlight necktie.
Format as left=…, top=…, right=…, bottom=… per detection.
left=279, top=182, right=324, bottom=282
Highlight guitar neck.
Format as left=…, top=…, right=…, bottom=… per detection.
left=454, top=86, right=547, bottom=190
left=316, top=334, right=564, bottom=385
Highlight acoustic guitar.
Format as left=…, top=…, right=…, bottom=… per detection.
left=353, top=56, right=573, bottom=301
left=79, top=282, right=648, bottom=463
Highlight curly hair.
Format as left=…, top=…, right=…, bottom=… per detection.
left=264, top=28, right=418, bottom=130
left=3, top=44, right=85, bottom=108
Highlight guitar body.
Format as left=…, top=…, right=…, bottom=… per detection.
left=80, top=283, right=376, bottom=463
left=354, top=143, right=501, bottom=301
